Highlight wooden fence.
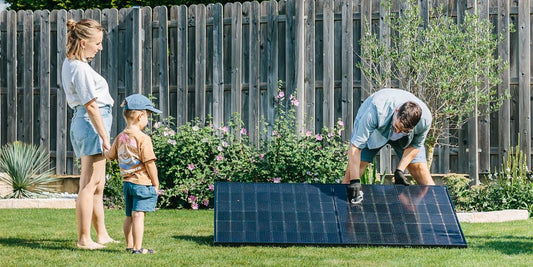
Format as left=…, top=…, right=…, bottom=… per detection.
left=0, top=0, right=530, bottom=178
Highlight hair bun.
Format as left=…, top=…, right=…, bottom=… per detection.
left=66, top=19, right=77, bottom=31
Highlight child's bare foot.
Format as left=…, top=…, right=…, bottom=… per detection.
left=77, top=241, right=105, bottom=250
left=98, top=237, right=120, bottom=245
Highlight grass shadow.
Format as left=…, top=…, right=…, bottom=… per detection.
left=173, top=235, right=214, bottom=246
left=465, top=235, right=533, bottom=255
left=0, top=237, right=117, bottom=253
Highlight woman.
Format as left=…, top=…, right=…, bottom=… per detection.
left=61, top=19, right=117, bottom=250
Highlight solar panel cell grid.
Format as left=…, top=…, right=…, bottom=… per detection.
left=214, top=182, right=467, bottom=247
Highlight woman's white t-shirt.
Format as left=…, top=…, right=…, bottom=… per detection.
left=61, top=58, right=114, bottom=108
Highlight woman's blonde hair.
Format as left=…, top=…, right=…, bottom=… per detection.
left=66, top=19, right=104, bottom=61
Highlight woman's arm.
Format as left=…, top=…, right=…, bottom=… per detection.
left=84, top=98, right=110, bottom=152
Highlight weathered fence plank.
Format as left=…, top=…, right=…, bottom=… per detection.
left=142, top=7, right=152, bottom=97
left=231, top=3, right=243, bottom=119
left=211, top=3, right=224, bottom=129
left=55, top=10, right=68, bottom=175
left=479, top=0, right=490, bottom=174
left=248, top=1, right=261, bottom=144
left=519, top=0, right=531, bottom=167
left=156, top=6, right=169, bottom=117
left=498, top=0, right=511, bottom=161
left=103, top=8, right=119, bottom=138
left=195, top=5, right=207, bottom=123
left=39, top=10, right=51, bottom=152
left=6, top=11, right=17, bottom=143
left=23, top=11, right=34, bottom=144
left=174, top=5, right=188, bottom=126
left=304, top=0, right=316, bottom=133
left=341, top=0, right=354, bottom=140
left=323, top=0, right=334, bottom=129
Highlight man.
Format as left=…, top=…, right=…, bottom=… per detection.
left=344, top=88, right=435, bottom=204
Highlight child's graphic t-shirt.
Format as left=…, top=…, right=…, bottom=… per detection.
left=108, top=128, right=156, bottom=185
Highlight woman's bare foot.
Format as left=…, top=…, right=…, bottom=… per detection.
left=98, top=237, right=120, bottom=245
left=77, top=241, right=105, bottom=250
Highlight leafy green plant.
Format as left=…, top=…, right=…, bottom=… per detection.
left=0, top=141, right=58, bottom=198
left=255, top=88, right=348, bottom=184
left=103, top=160, right=125, bottom=209
left=149, top=115, right=257, bottom=209
left=359, top=0, right=509, bottom=168
left=444, top=145, right=533, bottom=215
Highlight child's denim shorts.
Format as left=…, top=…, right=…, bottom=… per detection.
left=70, top=105, right=112, bottom=158
left=123, top=182, right=158, bottom=217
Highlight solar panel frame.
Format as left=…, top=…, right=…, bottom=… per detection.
left=214, top=182, right=467, bottom=248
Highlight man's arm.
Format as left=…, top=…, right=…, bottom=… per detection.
left=342, top=144, right=362, bottom=184
left=397, top=145, right=419, bottom=171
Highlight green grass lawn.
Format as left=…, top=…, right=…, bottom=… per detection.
left=0, top=209, right=531, bottom=266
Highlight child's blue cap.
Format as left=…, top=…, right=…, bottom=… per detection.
left=124, top=94, right=162, bottom=114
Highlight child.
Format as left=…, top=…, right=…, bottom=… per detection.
left=105, top=94, right=162, bottom=254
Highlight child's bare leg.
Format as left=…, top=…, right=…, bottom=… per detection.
left=132, top=211, right=145, bottom=250
left=124, top=216, right=133, bottom=249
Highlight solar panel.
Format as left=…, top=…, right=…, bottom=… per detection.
left=214, top=182, right=467, bottom=247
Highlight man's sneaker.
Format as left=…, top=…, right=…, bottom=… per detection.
left=346, top=180, right=364, bottom=205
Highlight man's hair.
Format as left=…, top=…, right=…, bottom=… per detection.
left=397, top=101, right=422, bottom=129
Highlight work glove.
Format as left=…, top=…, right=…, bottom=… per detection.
left=346, top=179, right=363, bottom=204
left=394, top=169, right=410, bottom=186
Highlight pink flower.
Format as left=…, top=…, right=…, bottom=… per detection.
left=240, top=128, right=247, bottom=135
left=192, top=126, right=199, bottom=131
left=219, top=126, right=229, bottom=134
left=168, top=139, right=177, bottom=145
left=338, top=130, right=342, bottom=136
left=212, top=168, right=218, bottom=174
left=289, top=94, right=294, bottom=100
left=188, top=164, right=195, bottom=171
left=208, top=184, right=215, bottom=191
left=315, top=134, right=323, bottom=141
left=291, top=99, right=299, bottom=106
left=203, top=199, right=209, bottom=206
left=216, top=154, right=223, bottom=161
left=217, top=146, right=224, bottom=152
left=221, top=141, right=228, bottom=147
left=191, top=202, right=199, bottom=210
left=189, top=195, right=197, bottom=202
left=306, top=130, right=312, bottom=137
left=275, top=91, right=285, bottom=99
left=273, top=177, right=280, bottom=183
left=272, top=130, right=277, bottom=136
left=259, top=153, right=264, bottom=160
left=154, top=122, right=162, bottom=129
left=337, top=120, right=344, bottom=127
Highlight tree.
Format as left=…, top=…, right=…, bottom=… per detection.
left=358, top=0, right=508, bottom=168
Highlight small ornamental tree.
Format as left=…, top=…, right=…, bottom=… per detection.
left=359, top=0, right=509, bottom=168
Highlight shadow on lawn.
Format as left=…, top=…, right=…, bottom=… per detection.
left=0, top=237, right=115, bottom=253
left=465, top=235, right=533, bottom=255
left=173, top=235, right=214, bottom=245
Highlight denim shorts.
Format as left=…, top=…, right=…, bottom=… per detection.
left=123, top=182, right=158, bottom=217
left=361, top=136, right=427, bottom=164
left=70, top=105, right=112, bottom=158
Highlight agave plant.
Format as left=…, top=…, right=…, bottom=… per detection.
left=0, top=141, right=58, bottom=198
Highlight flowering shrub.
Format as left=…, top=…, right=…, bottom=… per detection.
left=106, top=87, right=350, bottom=209
left=254, top=90, right=348, bottom=184
left=149, top=116, right=257, bottom=209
